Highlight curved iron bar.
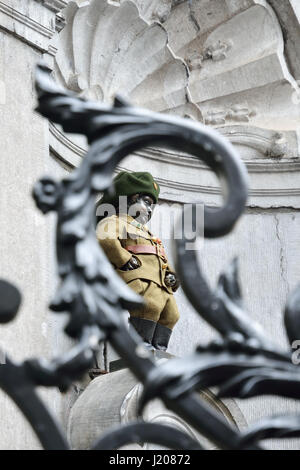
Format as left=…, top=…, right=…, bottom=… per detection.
left=0, top=360, right=69, bottom=450
left=139, top=349, right=300, bottom=410
left=0, top=279, right=22, bottom=324
left=2, top=60, right=296, bottom=450
left=35, top=62, right=248, bottom=241
left=236, top=415, right=300, bottom=446
left=138, top=264, right=300, bottom=408
left=137, top=270, right=300, bottom=449
left=31, top=63, right=263, bottom=450
left=0, top=282, right=107, bottom=449
left=0, top=279, right=69, bottom=450
left=24, top=326, right=105, bottom=391
left=92, top=422, right=203, bottom=450
left=284, top=283, right=300, bottom=345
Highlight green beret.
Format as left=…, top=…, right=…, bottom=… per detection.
left=99, top=171, right=160, bottom=206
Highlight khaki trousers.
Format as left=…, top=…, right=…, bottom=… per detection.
left=127, top=279, right=180, bottom=330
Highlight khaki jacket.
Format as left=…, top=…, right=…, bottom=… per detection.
left=96, top=214, right=178, bottom=294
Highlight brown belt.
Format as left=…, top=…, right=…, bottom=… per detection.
left=125, top=244, right=167, bottom=259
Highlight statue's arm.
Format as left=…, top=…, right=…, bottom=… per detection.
left=96, top=218, right=132, bottom=269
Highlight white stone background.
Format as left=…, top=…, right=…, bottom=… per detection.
left=0, top=0, right=299, bottom=450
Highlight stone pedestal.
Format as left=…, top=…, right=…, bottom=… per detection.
left=68, top=354, right=247, bottom=450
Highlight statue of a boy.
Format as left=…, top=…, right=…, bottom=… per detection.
left=96, top=171, right=180, bottom=351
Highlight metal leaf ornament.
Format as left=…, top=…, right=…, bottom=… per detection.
left=0, top=279, right=21, bottom=324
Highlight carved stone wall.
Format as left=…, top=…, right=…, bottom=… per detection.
left=0, top=0, right=299, bottom=450
left=51, top=0, right=300, bottom=209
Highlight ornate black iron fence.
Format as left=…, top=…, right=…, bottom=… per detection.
left=0, top=63, right=299, bottom=450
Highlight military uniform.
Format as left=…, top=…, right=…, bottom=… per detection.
left=96, top=213, right=180, bottom=330
left=96, top=170, right=180, bottom=350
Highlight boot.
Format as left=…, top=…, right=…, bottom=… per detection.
left=152, top=323, right=172, bottom=351
left=129, top=317, right=156, bottom=349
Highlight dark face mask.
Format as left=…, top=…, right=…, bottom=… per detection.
left=127, top=193, right=155, bottom=225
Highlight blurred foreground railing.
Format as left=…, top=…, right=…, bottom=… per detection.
left=0, top=64, right=300, bottom=450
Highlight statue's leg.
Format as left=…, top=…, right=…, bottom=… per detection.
left=152, top=295, right=180, bottom=351
left=128, top=317, right=157, bottom=349
left=127, top=280, right=163, bottom=347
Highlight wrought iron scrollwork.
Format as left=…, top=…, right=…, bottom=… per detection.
left=0, top=62, right=299, bottom=450
left=92, top=423, right=202, bottom=450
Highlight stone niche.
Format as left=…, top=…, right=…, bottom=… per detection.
left=51, top=0, right=300, bottom=209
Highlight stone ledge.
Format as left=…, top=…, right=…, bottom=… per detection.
left=109, top=350, right=174, bottom=373
left=49, top=122, right=300, bottom=208
left=37, top=0, right=68, bottom=13
left=0, top=0, right=64, bottom=52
